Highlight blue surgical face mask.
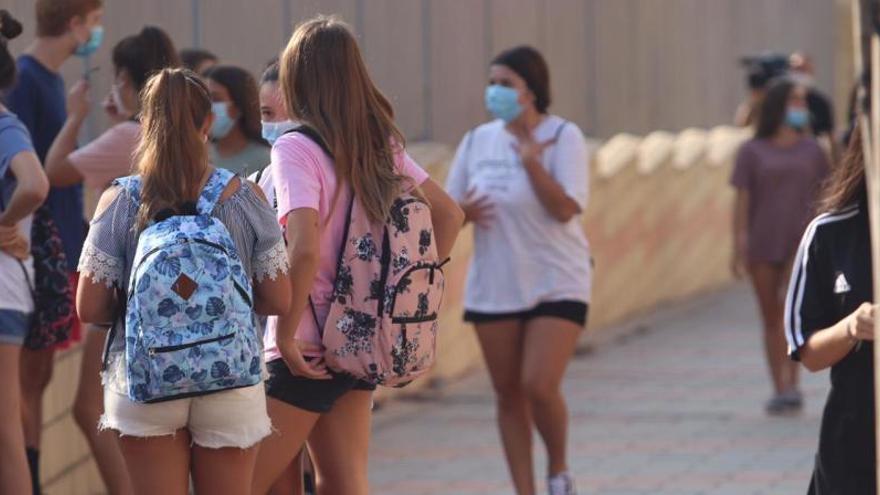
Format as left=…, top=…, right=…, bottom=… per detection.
left=785, top=107, right=809, bottom=130
left=211, top=102, right=236, bottom=139
left=261, top=119, right=298, bottom=146
left=74, top=26, right=104, bottom=58
left=485, top=84, right=523, bottom=123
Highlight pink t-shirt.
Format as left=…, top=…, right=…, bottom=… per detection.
left=69, top=121, right=140, bottom=193
left=264, top=132, right=430, bottom=361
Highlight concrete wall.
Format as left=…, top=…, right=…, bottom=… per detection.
left=2, top=0, right=840, bottom=143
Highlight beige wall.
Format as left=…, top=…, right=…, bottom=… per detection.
left=2, top=0, right=841, bottom=144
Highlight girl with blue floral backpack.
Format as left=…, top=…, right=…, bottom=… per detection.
left=77, top=68, right=290, bottom=495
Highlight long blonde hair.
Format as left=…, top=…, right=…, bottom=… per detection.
left=280, top=16, right=407, bottom=223
left=134, top=68, right=212, bottom=230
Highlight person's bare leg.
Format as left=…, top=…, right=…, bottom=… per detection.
left=307, top=390, right=372, bottom=495
left=521, top=317, right=582, bottom=477
left=118, top=432, right=191, bottom=495
left=475, top=320, right=534, bottom=495
left=780, top=260, right=800, bottom=392
left=20, top=347, right=54, bottom=445
left=268, top=450, right=304, bottom=495
left=20, top=346, right=54, bottom=490
left=252, top=398, right=320, bottom=495
left=73, top=327, right=133, bottom=494
left=192, top=443, right=259, bottom=495
left=0, top=344, right=32, bottom=494
left=749, top=263, right=788, bottom=395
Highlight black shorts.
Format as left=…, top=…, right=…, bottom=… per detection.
left=464, top=300, right=589, bottom=327
left=264, top=359, right=376, bottom=414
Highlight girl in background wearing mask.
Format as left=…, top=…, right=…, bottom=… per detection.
left=252, top=16, right=463, bottom=495
left=249, top=61, right=296, bottom=208
left=76, top=68, right=290, bottom=495
left=44, top=25, right=181, bottom=495
left=0, top=10, right=50, bottom=494
left=204, top=65, right=270, bottom=177
left=730, top=79, right=829, bottom=415
left=445, top=46, right=592, bottom=495
left=248, top=60, right=310, bottom=495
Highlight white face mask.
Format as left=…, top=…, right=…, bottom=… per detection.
left=111, top=84, right=132, bottom=119
left=261, top=119, right=299, bottom=145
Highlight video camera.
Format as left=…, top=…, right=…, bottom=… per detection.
left=740, top=53, right=789, bottom=90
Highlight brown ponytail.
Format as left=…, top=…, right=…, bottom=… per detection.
left=135, top=68, right=212, bottom=230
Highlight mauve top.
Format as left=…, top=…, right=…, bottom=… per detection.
left=731, top=137, right=830, bottom=263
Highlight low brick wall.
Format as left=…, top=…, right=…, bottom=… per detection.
left=40, top=125, right=750, bottom=493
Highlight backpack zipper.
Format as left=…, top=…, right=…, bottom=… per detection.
left=375, top=228, right=392, bottom=317
left=129, top=238, right=252, bottom=308
left=386, top=261, right=449, bottom=318
left=148, top=332, right=235, bottom=355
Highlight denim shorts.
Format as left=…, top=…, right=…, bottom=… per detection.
left=0, top=308, right=30, bottom=346
left=102, top=384, right=271, bottom=449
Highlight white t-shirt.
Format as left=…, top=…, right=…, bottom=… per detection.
left=247, top=165, right=276, bottom=209
left=446, top=115, right=593, bottom=313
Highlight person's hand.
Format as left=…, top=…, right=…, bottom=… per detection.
left=102, top=92, right=124, bottom=124
left=279, top=338, right=332, bottom=380
left=67, top=80, right=91, bottom=121
left=846, top=303, right=877, bottom=342
left=0, top=225, right=29, bottom=260
left=462, top=188, right=494, bottom=228
left=508, top=122, right=556, bottom=166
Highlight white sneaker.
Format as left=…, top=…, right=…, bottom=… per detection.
left=548, top=471, right=577, bottom=495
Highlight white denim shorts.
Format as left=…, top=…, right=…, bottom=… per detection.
left=102, top=384, right=271, bottom=449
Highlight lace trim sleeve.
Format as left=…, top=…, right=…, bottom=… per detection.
left=78, top=243, right=124, bottom=288
left=253, top=239, right=289, bottom=282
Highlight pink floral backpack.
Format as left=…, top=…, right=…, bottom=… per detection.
left=294, top=127, right=448, bottom=387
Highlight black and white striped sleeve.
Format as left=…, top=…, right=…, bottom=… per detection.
left=784, top=214, right=839, bottom=361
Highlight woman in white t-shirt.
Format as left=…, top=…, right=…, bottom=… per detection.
left=446, top=46, right=592, bottom=495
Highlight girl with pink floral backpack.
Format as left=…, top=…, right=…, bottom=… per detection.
left=253, top=15, right=464, bottom=495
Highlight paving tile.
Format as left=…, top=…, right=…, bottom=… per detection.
left=370, top=285, right=826, bottom=494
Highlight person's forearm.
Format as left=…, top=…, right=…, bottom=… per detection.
left=433, top=207, right=464, bottom=261
left=0, top=188, right=42, bottom=226
left=276, top=250, right=319, bottom=344
left=0, top=166, right=48, bottom=226
left=45, top=116, right=85, bottom=187
left=522, top=158, right=580, bottom=222
left=799, top=319, right=857, bottom=372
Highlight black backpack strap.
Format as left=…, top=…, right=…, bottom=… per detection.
left=283, top=125, right=334, bottom=158
left=548, top=120, right=569, bottom=175
left=552, top=120, right=569, bottom=141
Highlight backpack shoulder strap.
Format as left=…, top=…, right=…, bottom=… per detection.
left=283, top=125, right=333, bottom=158
left=112, top=175, right=142, bottom=203
left=548, top=120, right=570, bottom=174
left=197, top=168, right=236, bottom=215
left=552, top=120, right=569, bottom=142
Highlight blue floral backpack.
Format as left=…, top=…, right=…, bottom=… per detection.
left=112, top=168, right=261, bottom=403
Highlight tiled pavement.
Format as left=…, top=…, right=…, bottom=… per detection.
left=370, top=284, right=828, bottom=495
